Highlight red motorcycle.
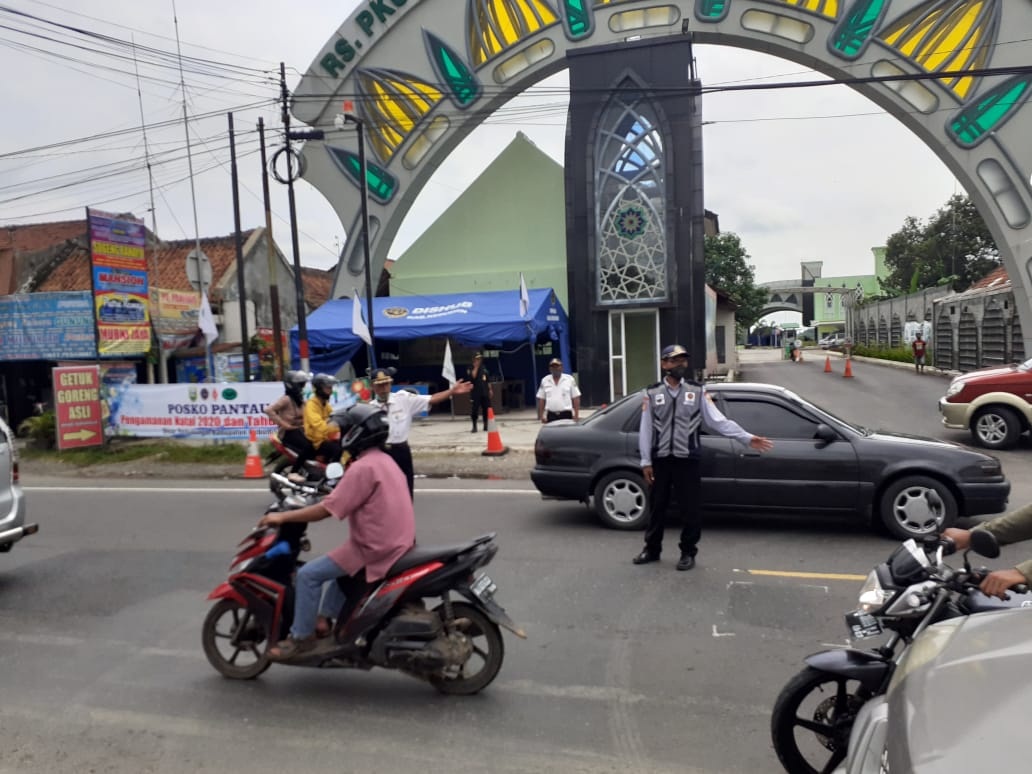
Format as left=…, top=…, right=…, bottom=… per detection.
left=202, top=499, right=524, bottom=694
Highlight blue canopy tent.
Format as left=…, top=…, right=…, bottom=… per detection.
left=291, top=289, right=571, bottom=383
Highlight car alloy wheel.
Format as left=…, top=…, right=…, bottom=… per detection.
left=972, top=407, right=1021, bottom=450
left=593, top=471, right=648, bottom=530
left=879, top=475, right=956, bottom=540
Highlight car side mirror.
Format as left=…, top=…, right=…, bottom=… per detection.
left=814, top=424, right=837, bottom=445
left=969, top=528, right=1001, bottom=560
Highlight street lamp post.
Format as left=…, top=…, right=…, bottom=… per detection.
left=337, top=110, right=377, bottom=370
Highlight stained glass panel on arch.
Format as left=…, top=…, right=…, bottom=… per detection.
left=594, top=80, right=668, bottom=305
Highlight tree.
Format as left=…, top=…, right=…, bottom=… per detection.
left=704, top=232, right=769, bottom=334
left=881, top=195, right=999, bottom=295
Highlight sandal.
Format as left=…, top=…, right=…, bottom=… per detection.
left=267, top=634, right=318, bottom=662
left=315, top=616, right=333, bottom=639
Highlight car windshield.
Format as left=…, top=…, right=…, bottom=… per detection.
left=1018, top=358, right=1032, bottom=372
left=781, top=388, right=868, bottom=435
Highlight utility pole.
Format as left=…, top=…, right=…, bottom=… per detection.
left=274, top=62, right=314, bottom=374
left=228, top=112, right=251, bottom=382
left=338, top=108, right=377, bottom=370
left=258, top=117, right=285, bottom=380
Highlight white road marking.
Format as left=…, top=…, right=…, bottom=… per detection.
left=712, top=625, right=736, bottom=638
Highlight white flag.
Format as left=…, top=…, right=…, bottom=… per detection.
left=352, top=290, right=372, bottom=345
left=519, top=272, right=530, bottom=318
left=441, top=338, right=456, bottom=386
left=198, top=293, right=219, bottom=345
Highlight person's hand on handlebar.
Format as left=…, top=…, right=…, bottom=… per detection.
left=942, top=527, right=971, bottom=550
left=980, top=568, right=1028, bottom=599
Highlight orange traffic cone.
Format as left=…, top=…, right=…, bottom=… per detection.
left=843, top=358, right=854, bottom=378
left=243, top=428, right=265, bottom=478
left=482, top=408, right=509, bottom=457
left=824, top=356, right=832, bottom=373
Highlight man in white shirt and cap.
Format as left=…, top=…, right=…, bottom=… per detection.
left=536, top=357, right=581, bottom=423
left=368, top=367, right=472, bottom=498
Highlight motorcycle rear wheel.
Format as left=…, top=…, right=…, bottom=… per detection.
left=430, top=602, right=504, bottom=695
left=202, top=599, right=271, bottom=680
left=771, top=666, right=872, bottom=774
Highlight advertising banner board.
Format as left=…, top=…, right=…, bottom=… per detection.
left=0, top=292, right=97, bottom=360
left=53, top=365, right=104, bottom=450
left=88, top=208, right=150, bottom=356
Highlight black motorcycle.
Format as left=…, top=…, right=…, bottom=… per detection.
left=771, top=531, right=1032, bottom=774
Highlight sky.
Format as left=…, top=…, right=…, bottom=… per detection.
left=0, top=0, right=961, bottom=314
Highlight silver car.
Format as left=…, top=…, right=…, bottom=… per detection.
left=837, top=607, right=1032, bottom=773
left=0, top=417, right=36, bottom=552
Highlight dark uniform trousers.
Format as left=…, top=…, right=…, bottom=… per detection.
left=644, top=455, right=702, bottom=558
left=386, top=442, right=414, bottom=499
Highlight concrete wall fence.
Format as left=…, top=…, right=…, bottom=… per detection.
left=849, top=287, right=1026, bottom=372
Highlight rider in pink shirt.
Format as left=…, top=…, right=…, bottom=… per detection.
left=259, top=403, right=415, bottom=661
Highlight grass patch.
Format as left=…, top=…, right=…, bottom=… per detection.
left=851, top=344, right=933, bottom=366
left=20, top=439, right=251, bottom=467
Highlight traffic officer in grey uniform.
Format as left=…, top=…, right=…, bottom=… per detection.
left=634, top=344, right=774, bottom=570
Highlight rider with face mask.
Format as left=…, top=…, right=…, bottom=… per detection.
left=303, top=373, right=343, bottom=463
left=264, top=370, right=314, bottom=473
left=633, top=344, right=774, bottom=571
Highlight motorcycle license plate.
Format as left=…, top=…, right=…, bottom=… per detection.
left=471, top=573, right=497, bottom=602
left=845, top=611, right=882, bottom=639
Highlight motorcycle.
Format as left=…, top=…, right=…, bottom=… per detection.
left=771, top=530, right=1032, bottom=774
left=264, top=429, right=331, bottom=499
left=202, top=465, right=525, bottom=694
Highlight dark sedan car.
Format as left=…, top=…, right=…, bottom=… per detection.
left=531, top=383, right=1010, bottom=540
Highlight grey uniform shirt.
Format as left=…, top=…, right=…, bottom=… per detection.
left=638, top=383, right=754, bottom=466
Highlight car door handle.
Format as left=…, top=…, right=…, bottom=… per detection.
left=739, top=451, right=761, bottom=457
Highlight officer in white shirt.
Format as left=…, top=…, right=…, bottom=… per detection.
left=369, top=367, right=472, bottom=498
left=536, top=357, right=581, bottom=423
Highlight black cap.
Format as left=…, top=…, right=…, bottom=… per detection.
left=369, top=368, right=394, bottom=385
left=660, top=344, right=688, bottom=359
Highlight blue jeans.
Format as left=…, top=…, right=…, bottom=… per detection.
left=290, top=554, right=348, bottom=639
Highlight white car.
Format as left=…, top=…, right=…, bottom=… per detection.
left=0, top=417, right=36, bottom=553
left=820, top=333, right=846, bottom=349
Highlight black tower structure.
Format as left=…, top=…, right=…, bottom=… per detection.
left=565, top=37, right=705, bottom=407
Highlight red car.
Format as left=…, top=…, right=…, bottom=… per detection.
left=939, top=357, right=1032, bottom=449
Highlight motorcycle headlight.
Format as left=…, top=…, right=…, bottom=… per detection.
left=229, top=556, right=256, bottom=575
left=945, top=381, right=965, bottom=398
left=857, top=570, right=892, bottom=613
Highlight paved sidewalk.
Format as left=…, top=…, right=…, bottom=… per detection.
left=405, top=408, right=555, bottom=453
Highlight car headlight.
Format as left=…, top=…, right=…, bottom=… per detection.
left=888, top=618, right=964, bottom=691
left=857, top=570, right=892, bottom=613
left=945, top=381, right=965, bottom=398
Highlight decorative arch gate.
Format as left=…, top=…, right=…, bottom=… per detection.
left=291, top=0, right=1032, bottom=376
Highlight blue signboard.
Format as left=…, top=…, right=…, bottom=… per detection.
left=0, top=292, right=98, bottom=360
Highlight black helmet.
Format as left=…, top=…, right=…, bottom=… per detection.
left=312, top=373, right=337, bottom=394
left=338, top=403, right=389, bottom=455
left=283, top=370, right=308, bottom=401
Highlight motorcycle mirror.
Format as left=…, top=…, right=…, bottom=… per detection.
left=970, top=529, right=1001, bottom=559
left=325, top=462, right=345, bottom=480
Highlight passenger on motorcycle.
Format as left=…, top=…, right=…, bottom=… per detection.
left=264, top=370, right=314, bottom=473
left=944, top=501, right=1032, bottom=598
left=303, top=373, right=343, bottom=464
left=258, top=403, right=416, bottom=662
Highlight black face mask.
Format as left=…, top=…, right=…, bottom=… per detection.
left=663, top=365, right=687, bottom=380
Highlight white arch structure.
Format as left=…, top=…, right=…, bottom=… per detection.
left=292, top=0, right=1032, bottom=354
